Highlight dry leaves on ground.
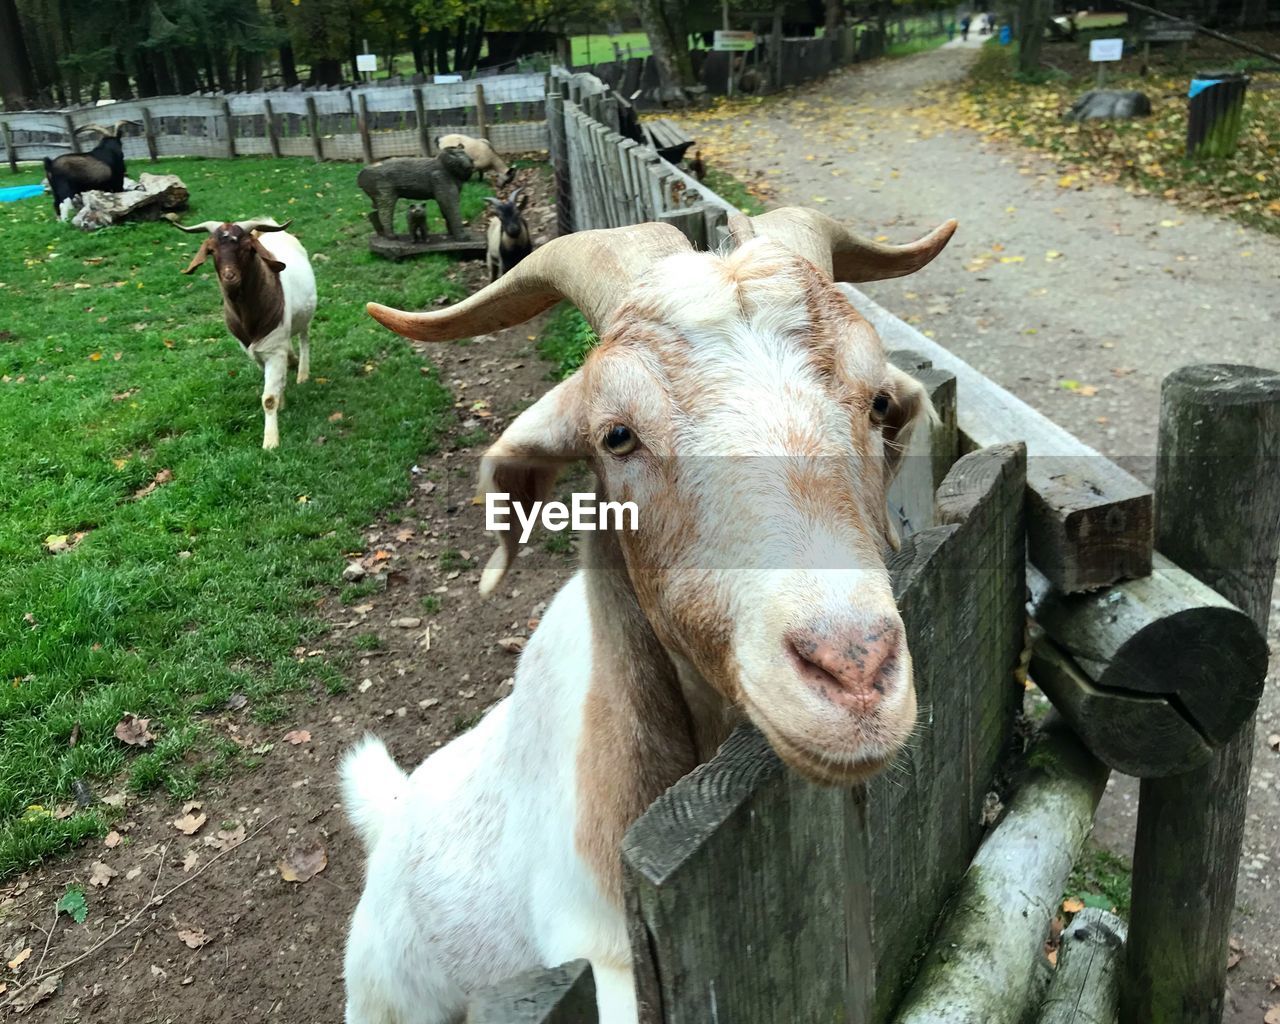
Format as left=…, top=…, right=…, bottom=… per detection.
left=283, top=729, right=311, bottom=745
left=113, top=713, right=155, bottom=748
left=278, top=841, right=328, bottom=883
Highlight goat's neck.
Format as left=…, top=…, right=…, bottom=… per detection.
left=222, top=259, right=285, bottom=347
left=573, top=527, right=732, bottom=908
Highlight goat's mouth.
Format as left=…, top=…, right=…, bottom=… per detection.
left=741, top=686, right=916, bottom=787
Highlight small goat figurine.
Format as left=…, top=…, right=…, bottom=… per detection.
left=345, top=207, right=956, bottom=1023
left=174, top=218, right=316, bottom=449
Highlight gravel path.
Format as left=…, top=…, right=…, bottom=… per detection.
left=687, top=43, right=1280, bottom=1019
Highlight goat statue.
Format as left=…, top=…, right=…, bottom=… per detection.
left=345, top=207, right=957, bottom=1023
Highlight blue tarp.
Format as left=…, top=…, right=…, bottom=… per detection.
left=1188, top=78, right=1218, bottom=99
left=0, top=184, right=44, bottom=203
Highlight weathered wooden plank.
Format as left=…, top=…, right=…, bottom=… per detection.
left=262, top=99, right=281, bottom=158
left=1028, top=554, right=1266, bottom=751
left=2, top=123, right=16, bottom=173
left=305, top=97, right=323, bottom=162
left=466, top=960, right=597, bottom=1023
left=841, top=286, right=1153, bottom=593
left=657, top=204, right=707, bottom=248
left=891, top=715, right=1109, bottom=1024
left=1041, top=909, right=1127, bottom=1024
left=220, top=100, right=236, bottom=158
left=141, top=107, right=159, bottom=162
left=1124, top=365, right=1280, bottom=1024
left=886, top=354, right=959, bottom=540
left=357, top=92, right=374, bottom=164
left=475, top=83, right=488, bottom=140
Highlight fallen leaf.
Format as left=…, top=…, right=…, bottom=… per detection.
left=1267, top=733, right=1279, bottom=752
left=88, top=351, right=102, bottom=362
left=133, top=467, right=173, bottom=500
left=114, top=714, right=155, bottom=748
left=173, top=811, right=207, bottom=836
left=278, top=841, right=328, bottom=883
left=1227, top=948, right=1243, bottom=970
left=7, top=947, right=31, bottom=971
left=283, top=729, right=311, bottom=745
left=497, top=636, right=526, bottom=654
left=182, top=850, right=199, bottom=872
left=204, top=824, right=246, bottom=852
left=176, top=928, right=209, bottom=949
left=88, top=861, right=118, bottom=887
left=126, top=867, right=143, bottom=881
left=1265, top=1005, right=1280, bottom=1024
left=104, top=831, right=122, bottom=849
left=328, top=411, right=344, bottom=422
left=9, top=973, right=60, bottom=1012
left=44, top=532, right=88, bottom=555
left=1062, top=897, right=1085, bottom=914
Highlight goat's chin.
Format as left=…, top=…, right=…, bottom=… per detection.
left=743, top=690, right=917, bottom=788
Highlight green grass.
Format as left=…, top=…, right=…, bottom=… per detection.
left=571, top=32, right=651, bottom=66
left=887, top=31, right=950, bottom=58
left=702, top=166, right=766, bottom=216
left=1066, top=843, right=1133, bottom=917
left=0, top=156, right=492, bottom=880
left=536, top=301, right=598, bottom=380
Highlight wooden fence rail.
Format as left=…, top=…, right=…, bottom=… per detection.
left=1, top=72, right=549, bottom=169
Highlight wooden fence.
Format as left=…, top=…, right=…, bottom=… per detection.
left=1, top=72, right=549, bottom=171
left=457, top=119, right=1280, bottom=1019
left=546, top=70, right=737, bottom=248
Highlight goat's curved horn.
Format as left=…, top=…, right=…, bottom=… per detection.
left=368, top=221, right=690, bottom=342
left=171, top=220, right=225, bottom=234
left=750, top=208, right=957, bottom=282
left=235, top=218, right=292, bottom=233
left=72, top=122, right=111, bottom=137
left=507, top=187, right=523, bottom=206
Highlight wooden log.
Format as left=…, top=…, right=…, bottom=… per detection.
left=475, top=82, right=488, bottom=139
left=466, top=959, right=597, bottom=1023
left=624, top=442, right=1028, bottom=1024
left=262, top=99, right=281, bottom=158
left=65, top=114, right=80, bottom=154
left=357, top=92, right=374, bottom=164
left=1041, top=909, right=1127, bottom=1024
left=305, top=96, right=323, bottom=162
left=657, top=204, right=707, bottom=249
left=841, top=286, right=1153, bottom=593
left=221, top=99, right=236, bottom=158
left=1029, top=633, right=1213, bottom=777
left=1123, top=365, right=1280, bottom=1024
left=1028, top=553, right=1267, bottom=750
left=140, top=107, right=159, bottom=162
left=2, top=122, right=16, bottom=174
left=413, top=87, right=432, bottom=155
left=891, top=715, right=1110, bottom=1024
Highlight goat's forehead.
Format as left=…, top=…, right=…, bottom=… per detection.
left=597, top=247, right=886, bottom=391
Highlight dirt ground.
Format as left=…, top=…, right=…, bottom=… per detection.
left=0, top=173, right=578, bottom=1022
left=681, top=39, right=1280, bottom=1019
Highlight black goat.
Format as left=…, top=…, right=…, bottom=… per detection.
left=44, top=121, right=133, bottom=218
left=484, top=188, right=532, bottom=281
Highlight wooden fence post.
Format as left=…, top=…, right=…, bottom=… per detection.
left=414, top=87, right=432, bottom=155
left=4, top=122, right=19, bottom=174
left=468, top=960, right=598, bottom=1023
left=657, top=204, right=708, bottom=249
left=475, top=82, right=488, bottom=139
left=262, top=98, right=281, bottom=158
left=1123, top=365, right=1280, bottom=1024
left=220, top=99, right=236, bottom=158
left=140, top=107, right=159, bottom=161
left=64, top=114, right=80, bottom=154
left=305, top=96, right=323, bottom=162
left=545, top=90, right=571, bottom=236
left=357, top=92, right=374, bottom=163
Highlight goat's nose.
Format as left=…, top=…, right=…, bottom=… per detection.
left=786, top=620, right=903, bottom=713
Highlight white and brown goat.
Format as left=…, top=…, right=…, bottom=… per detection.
left=343, top=208, right=957, bottom=1023
left=175, top=218, right=317, bottom=449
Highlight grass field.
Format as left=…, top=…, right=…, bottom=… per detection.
left=570, top=32, right=651, bottom=66
left=0, top=157, right=490, bottom=879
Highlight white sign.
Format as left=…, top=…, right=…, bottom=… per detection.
left=433, top=73, right=464, bottom=84
left=714, top=30, right=756, bottom=52
left=1089, top=38, right=1124, bottom=62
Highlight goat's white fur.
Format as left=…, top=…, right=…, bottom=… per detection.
left=237, top=226, right=316, bottom=450
left=436, top=133, right=510, bottom=182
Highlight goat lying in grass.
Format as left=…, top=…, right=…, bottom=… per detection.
left=174, top=218, right=317, bottom=449
left=344, top=207, right=956, bottom=1023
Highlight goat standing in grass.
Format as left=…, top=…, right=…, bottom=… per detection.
left=346, top=207, right=956, bottom=1023
left=484, top=188, right=532, bottom=281
left=174, top=218, right=316, bottom=450
left=44, top=121, right=135, bottom=218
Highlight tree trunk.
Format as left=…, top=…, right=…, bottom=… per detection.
left=152, top=51, right=176, bottom=95
left=1017, top=0, right=1047, bottom=75
left=268, top=0, right=299, bottom=86
left=244, top=52, right=263, bottom=91
left=823, top=0, right=844, bottom=36
left=0, top=0, right=40, bottom=109
left=635, top=0, right=695, bottom=92
left=134, top=52, right=159, bottom=97
left=109, top=53, right=134, bottom=100
left=311, top=58, right=344, bottom=86
left=172, top=47, right=201, bottom=93
left=433, top=31, right=451, bottom=74
left=409, top=25, right=426, bottom=74
left=57, top=0, right=81, bottom=105
left=1237, top=0, right=1267, bottom=27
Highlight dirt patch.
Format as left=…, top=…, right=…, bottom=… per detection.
left=0, top=179, right=576, bottom=1024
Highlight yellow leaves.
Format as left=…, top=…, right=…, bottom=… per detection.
left=88, top=351, right=102, bottom=361
left=1159, top=219, right=1180, bottom=228
left=1045, top=250, right=1063, bottom=261
left=1062, top=897, right=1086, bottom=914
left=1057, top=174, right=1077, bottom=189
left=999, top=255, right=1025, bottom=264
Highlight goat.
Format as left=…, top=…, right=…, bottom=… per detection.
left=435, top=133, right=514, bottom=185
left=407, top=204, right=427, bottom=243
left=44, top=121, right=134, bottom=219
left=484, top=188, right=531, bottom=281
left=347, top=207, right=956, bottom=1023
left=174, top=218, right=317, bottom=450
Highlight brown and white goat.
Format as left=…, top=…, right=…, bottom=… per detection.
left=343, top=207, right=956, bottom=1023
left=174, top=219, right=317, bottom=449
left=435, top=133, right=513, bottom=185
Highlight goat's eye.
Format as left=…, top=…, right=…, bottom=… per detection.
left=603, top=424, right=638, bottom=456
left=871, top=393, right=892, bottom=422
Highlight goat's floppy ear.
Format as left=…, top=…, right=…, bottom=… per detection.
left=248, top=235, right=286, bottom=274
left=880, top=365, right=935, bottom=485
left=475, top=373, right=589, bottom=596
left=182, top=238, right=214, bottom=274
